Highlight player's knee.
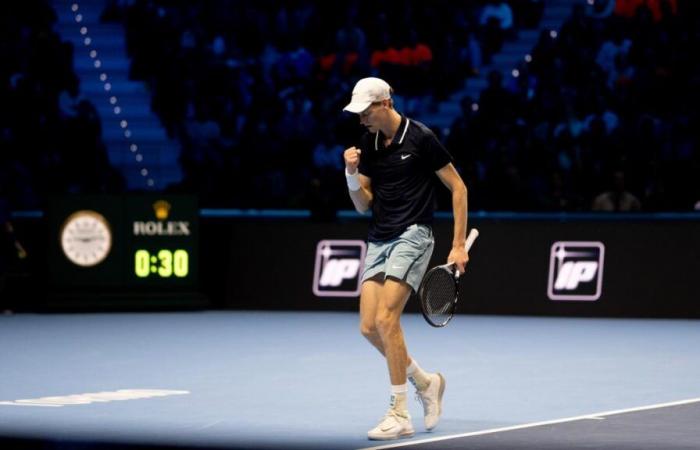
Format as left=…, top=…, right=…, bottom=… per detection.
left=359, top=321, right=378, bottom=339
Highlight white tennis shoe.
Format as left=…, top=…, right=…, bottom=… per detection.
left=415, top=372, right=445, bottom=430
left=367, top=409, right=415, bottom=440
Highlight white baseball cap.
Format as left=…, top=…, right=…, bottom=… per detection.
left=342, top=77, right=392, bottom=114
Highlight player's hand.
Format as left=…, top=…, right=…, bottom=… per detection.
left=448, top=246, right=469, bottom=275
left=344, top=147, right=361, bottom=173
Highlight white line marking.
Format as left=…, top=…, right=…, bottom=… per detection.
left=197, top=420, right=224, bottom=431
left=0, top=402, right=62, bottom=407
left=357, top=397, right=700, bottom=450
left=0, top=389, right=190, bottom=407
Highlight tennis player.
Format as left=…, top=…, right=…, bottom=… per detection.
left=342, top=77, right=469, bottom=440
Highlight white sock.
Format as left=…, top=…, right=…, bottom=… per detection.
left=390, top=384, right=408, bottom=413
left=407, top=359, right=431, bottom=391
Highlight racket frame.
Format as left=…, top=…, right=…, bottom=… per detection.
left=418, top=228, right=479, bottom=327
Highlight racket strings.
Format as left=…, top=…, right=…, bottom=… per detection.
left=421, top=268, right=457, bottom=325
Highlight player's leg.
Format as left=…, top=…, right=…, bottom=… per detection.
left=383, top=224, right=445, bottom=431
left=361, top=278, right=429, bottom=389
left=359, top=278, right=386, bottom=356
left=359, top=240, right=391, bottom=356
left=365, top=225, right=438, bottom=440
left=375, top=277, right=412, bottom=387
left=367, top=277, right=414, bottom=440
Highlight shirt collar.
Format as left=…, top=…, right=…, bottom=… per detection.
left=374, top=115, right=410, bottom=150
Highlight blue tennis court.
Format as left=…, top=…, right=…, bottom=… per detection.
left=1, top=311, right=699, bottom=449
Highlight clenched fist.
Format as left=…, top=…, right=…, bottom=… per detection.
left=344, top=147, right=362, bottom=173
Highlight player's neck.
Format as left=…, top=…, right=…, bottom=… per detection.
left=380, top=110, right=402, bottom=142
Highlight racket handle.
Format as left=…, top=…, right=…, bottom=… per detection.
left=455, top=228, right=479, bottom=278
left=464, top=228, right=479, bottom=251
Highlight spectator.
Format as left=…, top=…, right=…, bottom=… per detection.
left=592, top=170, right=642, bottom=211
left=478, top=0, right=514, bottom=61
left=615, top=0, right=677, bottom=22
left=0, top=190, right=27, bottom=312
left=479, top=0, right=514, bottom=31
left=586, top=0, right=615, bottom=19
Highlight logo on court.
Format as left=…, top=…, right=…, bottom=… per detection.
left=547, top=241, right=605, bottom=301
left=313, top=240, right=366, bottom=297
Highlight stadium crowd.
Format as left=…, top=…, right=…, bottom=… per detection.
left=0, top=1, right=125, bottom=212
left=449, top=0, right=699, bottom=211
left=1, top=0, right=698, bottom=215
left=102, top=0, right=542, bottom=212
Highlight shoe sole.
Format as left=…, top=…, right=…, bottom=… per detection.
left=368, top=430, right=415, bottom=441
left=426, top=373, right=445, bottom=431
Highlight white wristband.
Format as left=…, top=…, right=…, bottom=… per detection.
left=345, top=168, right=361, bottom=191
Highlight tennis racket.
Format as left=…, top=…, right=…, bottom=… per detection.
left=418, top=228, right=479, bottom=327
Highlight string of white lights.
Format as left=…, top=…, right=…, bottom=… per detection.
left=71, top=2, right=155, bottom=188
left=468, top=27, right=553, bottom=113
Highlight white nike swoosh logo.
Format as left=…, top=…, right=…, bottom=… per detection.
left=391, top=265, right=403, bottom=269
left=401, top=154, right=411, bottom=160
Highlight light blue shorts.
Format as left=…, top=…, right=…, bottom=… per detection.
left=361, top=224, right=435, bottom=293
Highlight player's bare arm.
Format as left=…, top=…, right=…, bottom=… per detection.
left=436, top=163, right=469, bottom=273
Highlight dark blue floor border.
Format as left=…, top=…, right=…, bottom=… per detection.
left=12, top=209, right=700, bottom=221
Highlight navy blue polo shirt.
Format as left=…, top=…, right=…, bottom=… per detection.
left=358, top=115, right=453, bottom=242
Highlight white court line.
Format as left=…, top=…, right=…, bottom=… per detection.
left=0, top=402, right=62, bottom=407
left=358, top=397, right=700, bottom=450
left=0, top=389, right=190, bottom=407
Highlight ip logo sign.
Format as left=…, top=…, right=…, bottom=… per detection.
left=547, top=241, right=605, bottom=301
left=313, top=240, right=367, bottom=297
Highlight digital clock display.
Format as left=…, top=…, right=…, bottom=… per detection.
left=125, top=195, right=198, bottom=287
left=134, top=249, right=190, bottom=278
